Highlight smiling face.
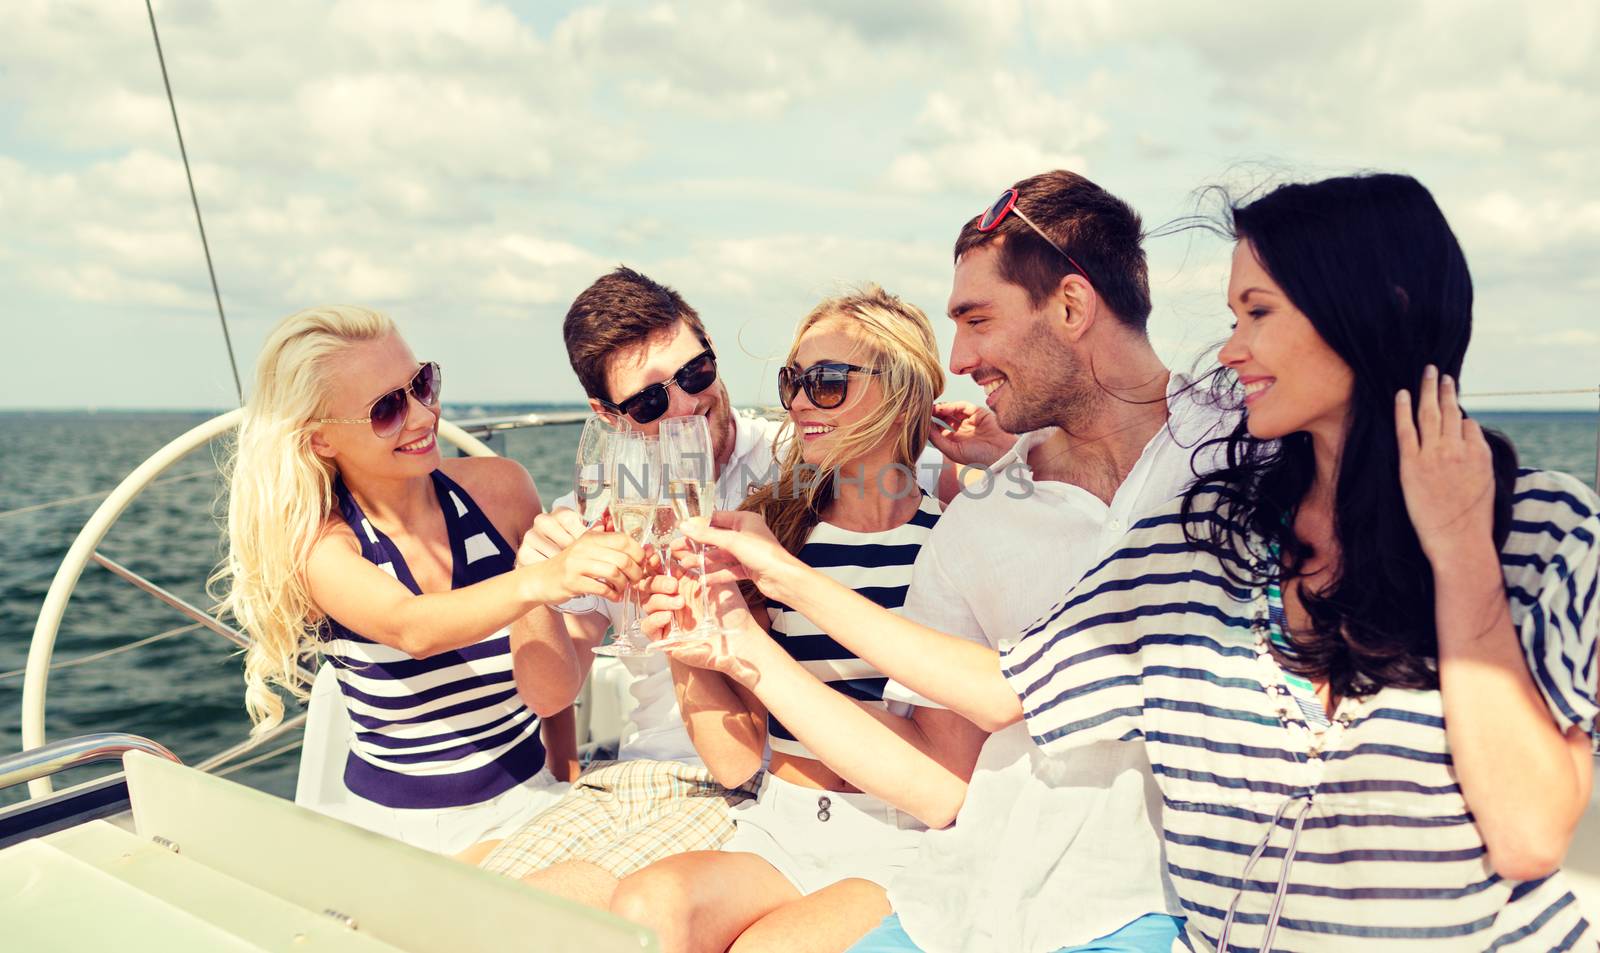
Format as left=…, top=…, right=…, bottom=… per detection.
left=947, top=242, right=1090, bottom=433
left=310, top=330, right=441, bottom=477
left=1221, top=239, right=1356, bottom=443
left=600, top=319, right=736, bottom=468
left=786, top=318, right=890, bottom=469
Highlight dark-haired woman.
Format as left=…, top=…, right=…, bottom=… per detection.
left=1003, top=173, right=1598, bottom=950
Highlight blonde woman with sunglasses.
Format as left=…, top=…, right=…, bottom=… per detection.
left=607, top=286, right=983, bottom=953
left=213, top=305, right=646, bottom=855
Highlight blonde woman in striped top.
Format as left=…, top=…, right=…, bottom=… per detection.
left=214, top=306, right=645, bottom=855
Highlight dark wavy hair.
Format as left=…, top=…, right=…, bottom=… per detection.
left=1183, top=173, right=1519, bottom=699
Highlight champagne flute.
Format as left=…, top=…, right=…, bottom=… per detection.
left=573, top=412, right=624, bottom=530
left=594, top=431, right=660, bottom=658
left=657, top=415, right=721, bottom=645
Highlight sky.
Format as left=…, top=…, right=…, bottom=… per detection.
left=3, top=0, right=1597, bottom=412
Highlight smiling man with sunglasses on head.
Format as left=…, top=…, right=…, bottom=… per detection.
left=674, top=171, right=1236, bottom=953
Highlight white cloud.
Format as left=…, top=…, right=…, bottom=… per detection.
left=885, top=72, right=1106, bottom=194
left=2, top=0, right=1595, bottom=409
left=548, top=0, right=1017, bottom=119
left=1038, top=0, right=1600, bottom=162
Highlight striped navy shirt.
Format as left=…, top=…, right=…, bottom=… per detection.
left=321, top=471, right=546, bottom=810
left=764, top=492, right=942, bottom=759
left=1003, top=468, right=1599, bottom=952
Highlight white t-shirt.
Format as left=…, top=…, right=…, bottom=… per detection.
left=555, top=411, right=942, bottom=764
left=883, top=378, right=1231, bottom=953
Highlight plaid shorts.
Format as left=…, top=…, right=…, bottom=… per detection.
left=478, top=759, right=756, bottom=879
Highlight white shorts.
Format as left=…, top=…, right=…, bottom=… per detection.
left=313, top=768, right=569, bottom=856
left=722, top=774, right=925, bottom=895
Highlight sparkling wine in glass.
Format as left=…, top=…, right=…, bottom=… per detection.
left=593, top=431, right=659, bottom=658
left=658, top=416, right=721, bottom=645
left=573, top=413, right=624, bottom=530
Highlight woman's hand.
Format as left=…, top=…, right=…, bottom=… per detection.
left=657, top=581, right=768, bottom=690
left=517, top=508, right=586, bottom=565
left=1395, top=365, right=1497, bottom=569
left=675, top=511, right=802, bottom=600
left=525, top=530, right=646, bottom=604
left=639, top=573, right=684, bottom=640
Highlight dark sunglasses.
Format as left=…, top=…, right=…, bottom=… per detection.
left=778, top=362, right=880, bottom=411
left=603, top=348, right=718, bottom=425
left=317, top=362, right=442, bottom=438
left=978, top=188, right=1094, bottom=286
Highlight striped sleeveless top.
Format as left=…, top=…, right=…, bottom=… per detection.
left=321, top=470, right=546, bottom=810
left=764, top=492, right=941, bottom=759
left=1003, top=468, right=1600, bottom=951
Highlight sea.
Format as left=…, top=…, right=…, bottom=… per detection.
left=2, top=407, right=1597, bottom=809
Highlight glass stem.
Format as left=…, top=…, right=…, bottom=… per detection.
left=625, top=581, right=643, bottom=641
left=694, top=541, right=714, bottom=627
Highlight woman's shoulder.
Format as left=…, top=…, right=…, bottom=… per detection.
left=1125, top=479, right=1243, bottom=539
left=1507, top=468, right=1600, bottom=552
left=438, top=456, right=540, bottom=538
left=305, top=516, right=361, bottom=583
left=1511, top=467, right=1599, bottom=521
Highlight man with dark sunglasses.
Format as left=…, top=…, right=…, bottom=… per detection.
left=474, top=266, right=790, bottom=907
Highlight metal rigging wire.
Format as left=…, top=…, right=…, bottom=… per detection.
left=144, top=0, right=243, bottom=405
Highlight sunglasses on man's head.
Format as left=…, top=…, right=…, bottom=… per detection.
left=978, top=187, right=1095, bottom=287
left=603, top=348, right=718, bottom=425
left=317, top=362, right=441, bottom=438
left=777, top=362, right=880, bottom=411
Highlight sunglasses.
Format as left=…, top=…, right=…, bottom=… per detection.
left=977, top=188, right=1095, bottom=287
left=317, top=362, right=442, bottom=438
left=778, top=361, right=880, bottom=411
left=603, top=348, right=718, bottom=425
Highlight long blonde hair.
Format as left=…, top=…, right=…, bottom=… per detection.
left=740, top=285, right=943, bottom=565
left=211, top=305, right=395, bottom=736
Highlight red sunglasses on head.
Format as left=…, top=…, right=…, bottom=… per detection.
left=977, top=188, right=1095, bottom=287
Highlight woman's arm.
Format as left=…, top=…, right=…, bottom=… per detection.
left=1433, top=552, right=1593, bottom=880
left=1399, top=369, right=1594, bottom=880
left=670, top=657, right=768, bottom=790
left=678, top=516, right=1023, bottom=731
left=306, top=527, right=644, bottom=660
left=656, top=584, right=987, bottom=827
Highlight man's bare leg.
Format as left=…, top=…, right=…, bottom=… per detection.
left=522, top=859, right=621, bottom=909
left=453, top=839, right=502, bottom=865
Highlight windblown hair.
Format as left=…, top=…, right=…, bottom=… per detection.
left=211, top=305, right=395, bottom=735
left=1182, top=173, right=1518, bottom=700
left=952, top=169, right=1152, bottom=331
left=739, top=285, right=943, bottom=587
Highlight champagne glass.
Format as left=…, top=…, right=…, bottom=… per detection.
left=657, top=415, right=721, bottom=645
left=573, top=412, right=624, bottom=530
left=594, top=431, right=660, bottom=658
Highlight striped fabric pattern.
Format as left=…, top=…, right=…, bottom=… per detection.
left=1265, top=544, right=1332, bottom=731
left=1003, top=468, right=1600, bottom=952
left=765, top=493, right=941, bottom=759
left=322, top=470, right=547, bottom=810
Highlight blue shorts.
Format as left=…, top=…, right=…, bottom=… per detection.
left=846, top=912, right=1183, bottom=953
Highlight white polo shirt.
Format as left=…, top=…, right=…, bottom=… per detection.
left=556, top=411, right=943, bottom=764
left=882, top=378, right=1231, bottom=953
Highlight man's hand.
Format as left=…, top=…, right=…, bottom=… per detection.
left=930, top=400, right=1014, bottom=470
